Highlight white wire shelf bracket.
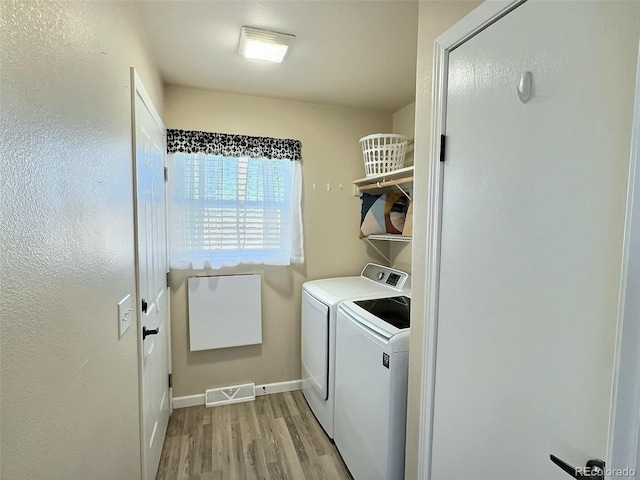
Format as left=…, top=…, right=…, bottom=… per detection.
left=363, top=235, right=412, bottom=264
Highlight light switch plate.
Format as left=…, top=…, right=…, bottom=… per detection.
left=118, top=294, right=132, bottom=339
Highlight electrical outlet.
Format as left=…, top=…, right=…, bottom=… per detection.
left=118, top=294, right=132, bottom=339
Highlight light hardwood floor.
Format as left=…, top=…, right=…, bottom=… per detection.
left=156, top=390, right=353, bottom=480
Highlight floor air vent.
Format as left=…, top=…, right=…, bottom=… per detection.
left=205, top=383, right=256, bottom=407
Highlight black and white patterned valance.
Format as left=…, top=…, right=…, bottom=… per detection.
left=167, top=129, right=302, bottom=161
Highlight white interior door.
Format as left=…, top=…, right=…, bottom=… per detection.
left=431, top=2, right=639, bottom=479
left=132, top=70, right=171, bottom=480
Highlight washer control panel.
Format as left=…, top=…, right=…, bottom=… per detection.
left=361, top=263, right=410, bottom=291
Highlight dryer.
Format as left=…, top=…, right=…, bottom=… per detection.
left=301, top=264, right=410, bottom=439
left=334, top=295, right=411, bottom=480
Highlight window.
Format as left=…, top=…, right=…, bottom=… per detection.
left=167, top=130, right=304, bottom=270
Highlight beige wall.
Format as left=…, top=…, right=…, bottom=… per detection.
left=404, top=2, right=481, bottom=479
left=393, top=102, right=416, bottom=167
left=163, top=86, right=391, bottom=397
left=391, top=102, right=416, bottom=273
left=0, top=1, right=162, bottom=479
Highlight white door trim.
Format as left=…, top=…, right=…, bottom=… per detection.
left=415, top=1, right=638, bottom=478
left=131, top=69, right=164, bottom=133
left=607, top=38, right=640, bottom=478
left=416, top=3, right=524, bottom=477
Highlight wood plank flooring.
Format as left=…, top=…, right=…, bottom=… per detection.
left=156, top=390, right=353, bottom=480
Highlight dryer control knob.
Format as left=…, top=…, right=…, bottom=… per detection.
left=377, top=272, right=385, bottom=281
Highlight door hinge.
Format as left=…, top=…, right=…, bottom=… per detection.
left=440, top=134, right=447, bottom=162
left=164, top=166, right=168, bottom=182
left=168, top=373, right=172, bottom=389
left=166, top=271, right=170, bottom=288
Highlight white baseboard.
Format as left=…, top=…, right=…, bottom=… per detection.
left=172, top=379, right=301, bottom=409
left=173, top=393, right=205, bottom=409
left=255, top=379, right=301, bottom=397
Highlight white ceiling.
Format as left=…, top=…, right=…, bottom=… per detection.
left=133, top=0, right=419, bottom=112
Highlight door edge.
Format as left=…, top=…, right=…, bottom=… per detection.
left=607, top=37, right=640, bottom=477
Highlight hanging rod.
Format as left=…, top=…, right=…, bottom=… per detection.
left=357, top=176, right=413, bottom=192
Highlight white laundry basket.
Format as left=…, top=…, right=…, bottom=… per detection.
left=360, top=134, right=409, bottom=177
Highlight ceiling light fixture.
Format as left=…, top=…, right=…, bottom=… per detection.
left=238, top=26, right=295, bottom=63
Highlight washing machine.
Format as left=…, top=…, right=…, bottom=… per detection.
left=334, top=294, right=411, bottom=480
left=301, top=264, right=410, bottom=439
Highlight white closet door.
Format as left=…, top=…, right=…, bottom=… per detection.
left=133, top=71, right=171, bottom=480
left=431, top=2, right=640, bottom=479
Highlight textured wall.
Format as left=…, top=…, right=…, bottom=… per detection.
left=163, top=86, right=391, bottom=397
left=0, top=2, right=162, bottom=478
